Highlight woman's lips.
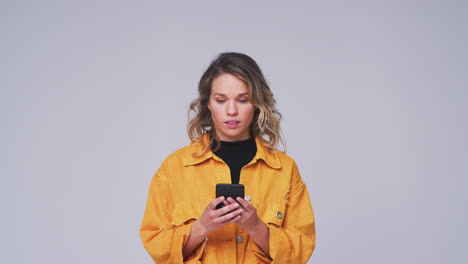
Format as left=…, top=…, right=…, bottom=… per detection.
left=225, top=121, right=240, bottom=128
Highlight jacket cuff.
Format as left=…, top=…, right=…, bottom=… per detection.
left=247, top=223, right=291, bottom=263
left=184, top=238, right=208, bottom=263
left=248, top=240, right=272, bottom=263
left=170, top=222, right=207, bottom=263
left=266, top=223, right=291, bottom=263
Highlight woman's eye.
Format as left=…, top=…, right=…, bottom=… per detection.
left=238, top=99, right=248, bottom=103
left=216, top=99, right=226, bottom=103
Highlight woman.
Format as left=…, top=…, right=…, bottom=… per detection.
left=140, top=52, right=315, bottom=263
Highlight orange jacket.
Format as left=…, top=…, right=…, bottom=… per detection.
left=140, top=135, right=315, bottom=263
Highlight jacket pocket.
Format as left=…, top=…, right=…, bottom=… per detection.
left=259, top=199, right=287, bottom=227
left=171, top=202, right=205, bottom=226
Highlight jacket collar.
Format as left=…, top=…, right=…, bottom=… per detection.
left=183, top=134, right=281, bottom=169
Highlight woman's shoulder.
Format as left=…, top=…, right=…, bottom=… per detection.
left=160, top=142, right=197, bottom=164
left=258, top=144, right=298, bottom=171
left=274, top=149, right=294, bottom=161
left=275, top=150, right=298, bottom=169
left=159, top=140, right=211, bottom=167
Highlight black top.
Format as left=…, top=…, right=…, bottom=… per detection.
left=213, top=137, right=257, bottom=184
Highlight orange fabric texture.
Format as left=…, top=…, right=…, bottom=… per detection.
left=140, top=135, right=315, bottom=263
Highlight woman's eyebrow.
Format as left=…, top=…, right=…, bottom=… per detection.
left=212, top=93, right=249, bottom=97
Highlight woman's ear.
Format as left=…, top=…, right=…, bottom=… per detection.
left=207, top=101, right=211, bottom=112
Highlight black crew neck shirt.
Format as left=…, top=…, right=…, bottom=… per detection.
left=213, top=137, right=257, bottom=184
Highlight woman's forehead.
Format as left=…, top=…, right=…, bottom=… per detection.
left=211, top=73, right=249, bottom=95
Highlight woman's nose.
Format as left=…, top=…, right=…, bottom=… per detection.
left=227, top=101, right=238, bottom=116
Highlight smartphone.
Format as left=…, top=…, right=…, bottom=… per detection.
left=215, top=183, right=245, bottom=209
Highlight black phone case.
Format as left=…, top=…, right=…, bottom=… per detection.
left=215, top=184, right=244, bottom=209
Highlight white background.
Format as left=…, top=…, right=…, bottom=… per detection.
left=2, top=0, right=467, bottom=263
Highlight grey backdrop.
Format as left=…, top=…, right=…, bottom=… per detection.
left=2, top=0, right=467, bottom=263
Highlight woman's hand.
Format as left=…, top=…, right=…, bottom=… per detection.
left=195, top=196, right=243, bottom=236
left=223, top=197, right=263, bottom=234
left=223, top=197, right=271, bottom=257
left=184, top=196, right=243, bottom=258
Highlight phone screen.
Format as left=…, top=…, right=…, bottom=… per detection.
left=215, top=183, right=244, bottom=209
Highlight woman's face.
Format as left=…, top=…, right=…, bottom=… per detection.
left=207, top=73, right=255, bottom=142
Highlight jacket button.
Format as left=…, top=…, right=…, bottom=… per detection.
left=245, top=195, right=251, bottom=201
left=236, top=236, right=243, bottom=243
left=276, top=211, right=283, bottom=219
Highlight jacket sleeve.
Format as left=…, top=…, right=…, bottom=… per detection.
left=250, top=162, right=316, bottom=264
left=139, top=164, right=207, bottom=263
